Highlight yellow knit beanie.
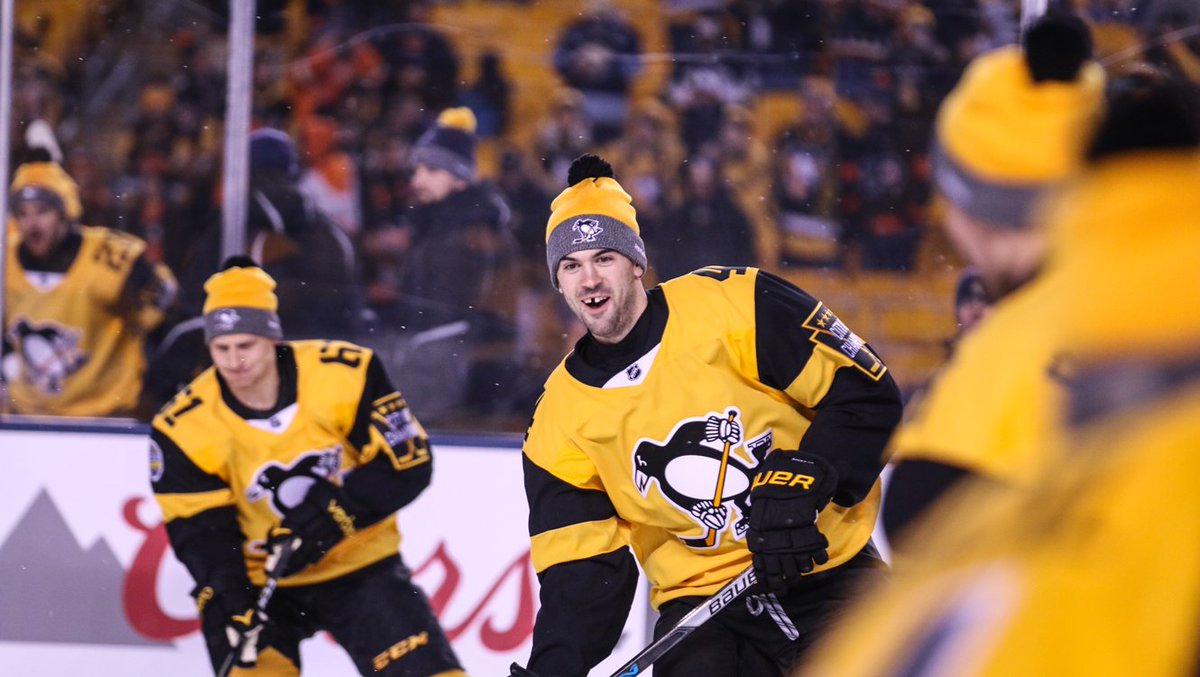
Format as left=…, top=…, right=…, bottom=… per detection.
left=10, top=161, right=83, bottom=221
left=544, top=155, right=646, bottom=287
left=934, top=13, right=1105, bottom=227
left=202, top=258, right=282, bottom=342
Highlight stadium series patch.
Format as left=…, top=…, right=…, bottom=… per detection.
left=802, top=303, right=887, bottom=381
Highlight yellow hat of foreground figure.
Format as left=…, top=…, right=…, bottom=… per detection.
left=933, top=12, right=1105, bottom=227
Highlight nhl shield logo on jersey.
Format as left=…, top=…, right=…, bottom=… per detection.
left=247, top=447, right=343, bottom=516
left=633, top=409, right=773, bottom=549
left=570, top=218, right=603, bottom=244
left=6, top=317, right=88, bottom=394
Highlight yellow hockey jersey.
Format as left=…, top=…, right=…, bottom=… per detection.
left=889, top=267, right=1068, bottom=486
left=151, top=340, right=431, bottom=588
left=4, top=226, right=176, bottom=416
left=799, top=378, right=1200, bottom=677
left=524, top=267, right=901, bottom=609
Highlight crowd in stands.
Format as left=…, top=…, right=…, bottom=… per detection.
left=3, top=0, right=1198, bottom=430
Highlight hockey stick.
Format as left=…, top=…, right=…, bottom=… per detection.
left=608, top=565, right=757, bottom=677
left=216, top=536, right=297, bottom=677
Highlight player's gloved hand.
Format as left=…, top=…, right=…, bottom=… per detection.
left=746, top=450, right=839, bottom=595
left=224, top=606, right=267, bottom=668
left=268, top=479, right=358, bottom=576
left=194, top=579, right=261, bottom=670
left=509, top=662, right=540, bottom=677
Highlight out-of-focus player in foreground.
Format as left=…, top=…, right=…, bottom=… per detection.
left=149, top=258, right=465, bottom=676
left=798, top=71, right=1200, bottom=677
left=882, top=12, right=1106, bottom=549
left=511, top=154, right=902, bottom=677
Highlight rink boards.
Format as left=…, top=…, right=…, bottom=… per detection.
left=0, top=423, right=653, bottom=676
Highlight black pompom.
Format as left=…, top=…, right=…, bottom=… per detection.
left=567, top=154, right=614, bottom=187
left=219, top=255, right=260, bottom=272
left=18, top=147, right=55, bottom=164
left=1023, top=11, right=1092, bottom=83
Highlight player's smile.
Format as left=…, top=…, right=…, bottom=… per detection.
left=580, top=293, right=610, bottom=312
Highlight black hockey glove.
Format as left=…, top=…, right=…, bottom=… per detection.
left=746, top=450, right=839, bottom=596
left=267, top=480, right=358, bottom=577
left=194, top=579, right=263, bottom=670
left=509, top=662, right=541, bottom=677
left=224, top=607, right=267, bottom=669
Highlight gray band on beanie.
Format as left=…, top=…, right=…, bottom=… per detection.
left=409, top=145, right=474, bottom=182
left=546, top=213, right=647, bottom=287
left=203, top=306, right=283, bottom=343
left=11, top=185, right=66, bottom=215
left=932, top=142, right=1051, bottom=229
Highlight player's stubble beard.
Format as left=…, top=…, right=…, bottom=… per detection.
left=578, top=282, right=645, bottom=345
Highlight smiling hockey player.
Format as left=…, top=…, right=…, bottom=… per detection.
left=510, top=155, right=903, bottom=677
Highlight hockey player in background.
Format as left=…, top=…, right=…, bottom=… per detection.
left=2, top=157, right=177, bottom=417
left=881, top=12, right=1106, bottom=548
left=510, top=155, right=902, bottom=677
left=149, top=259, right=465, bottom=676
left=798, top=69, right=1200, bottom=677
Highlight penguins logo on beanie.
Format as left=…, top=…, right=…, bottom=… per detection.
left=202, top=256, right=283, bottom=343
left=933, top=11, right=1105, bottom=228
left=545, top=155, right=647, bottom=287
left=409, top=107, right=478, bottom=181
left=10, top=161, right=83, bottom=221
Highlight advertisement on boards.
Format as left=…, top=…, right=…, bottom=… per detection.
left=0, top=426, right=653, bottom=676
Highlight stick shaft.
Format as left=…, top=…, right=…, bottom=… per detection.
left=608, top=566, right=756, bottom=677
left=216, top=540, right=296, bottom=677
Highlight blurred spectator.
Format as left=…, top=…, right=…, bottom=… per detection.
left=494, top=146, right=553, bottom=277
left=462, top=51, right=513, bottom=138
left=367, top=107, right=520, bottom=418
left=553, top=0, right=644, bottom=143
left=666, top=10, right=756, bottom=152
left=298, top=111, right=363, bottom=238
left=603, top=98, right=685, bottom=252
left=838, top=92, right=925, bottom=271
left=890, top=4, right=952, bottom=154
left=383, top=107, right=516, bottom=332
left=533, top=87, right=596, bottom=191
left=370, top=0, right=461, bottom=111
left=175, top=129, right=361, bottom=337
left=2, top=159, right=177, bottom=418
left=730, top=0, right=826, bottom=88
left=952, top=265, right=990, bottom=341
left=772, top=80, right=843, bottom=268
left=247, top=128, right=361, bottom=338
left=712, top=104, right=776, bottom=268
left=646, top=154, right=756, bottom=280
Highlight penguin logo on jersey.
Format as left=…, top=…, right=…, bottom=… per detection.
left=633, top=408, right=773, bottom=549
left=247, top=446, right=343, bottom=516
left=6, top=317, right=88, bottom=394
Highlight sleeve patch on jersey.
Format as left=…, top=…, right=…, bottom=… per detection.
left=370, top=392, right=421, bottom=449
left=802, top=303, right=887, bottom=381
left=149, top=440, right=166, bottom=483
